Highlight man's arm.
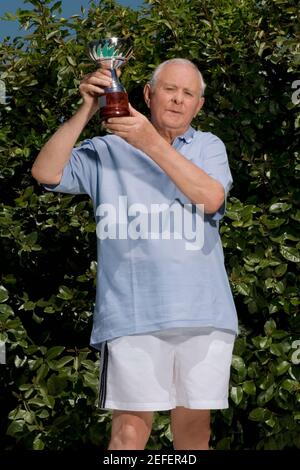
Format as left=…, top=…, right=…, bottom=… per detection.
left=105, top=106, right=225, bottom=214
left=31, top=70, right=112, bottom=185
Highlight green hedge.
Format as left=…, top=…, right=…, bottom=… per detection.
left=0, top=0, right=299, bottom=450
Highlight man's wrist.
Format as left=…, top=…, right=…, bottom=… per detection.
left=145, top=133, right=171, bottom=159
left=77, top=102, right=98, bottom=123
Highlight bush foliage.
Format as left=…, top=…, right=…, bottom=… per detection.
left=0, top=0, right=299, bottom=450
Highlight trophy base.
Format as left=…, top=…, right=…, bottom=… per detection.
left=99, top=91, right=130, bottom=121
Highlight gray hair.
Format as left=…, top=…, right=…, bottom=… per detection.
left=149, top=58, right=206, bottom=97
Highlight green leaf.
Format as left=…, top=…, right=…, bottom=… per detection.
left=33, top=436, right=45, bottom=450
left=280, top=246, right=300, bottom=263
left=67, top=56, right=76, bottom=66
left=14, top=355, right=27, bottom=368
left=83, top=370, right=98, bottom=389
left=1, top=12, right=17, bottom=21
left=261, top=215, right=285, bottom=229
left=0, top=285, right=9, bottom=303
left=36, top=409, right=49, bottom=419
left=44, top=306, right=55, bottom=313
left=276, top=361, right=290, bottom=376
left=264, top=319, right=276, bottom=335
left=36, top=363, right=49, bottom=382
left=252, top=336, right=271, bottom=349
left=50, top=356, right=74, bottom=370
left=23, top=301, right=35, bottom=311
left=249, top=408, right=267, bottom=422
left=0, top=304, right=14, bottom=317
left=81, top=359, right=97, bottom=371
left=47, top=374, right=68, bottom=395
left=46, top=346, right=65, bottom=360
left=235, top=283, right=251, bottom=296
left=274, top=281, right=285, bottom=294
left=8, top=409, right=33, bottom=423
left=270, top=343, right=284, bottom=356
left=27, top=398, right=47, bottom=407
left=230, top=386, right=243, bottom=405
left=6, top=420, right=25, bottom=436
left=57, top=286, right=73, bottom=300
left=243, top=380, right=256, bottom=395
left=51, top=1, right=62, bottom=12
left=215, top=437, right=232, bottom=450
left=46, top=30, right=60, bottom=40
left=274, top=264, right=288, bottom=277
left=257, top=384, right=275, bottom=405
left=265, top=416, right=276, bottom=428
left=248, top=362, right=260, bottom=379
left=231, top=355, right=246, bottom=372
left=280, top=379, right=297, bottom=393
left=269, top=203, right=292, bottom=213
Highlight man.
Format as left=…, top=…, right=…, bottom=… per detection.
left=32, top=58, right=238, bottom=450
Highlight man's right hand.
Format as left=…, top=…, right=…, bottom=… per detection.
left=79, top=68, right=112, bottom=116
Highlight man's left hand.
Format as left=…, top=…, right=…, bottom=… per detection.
left=104, top=104, right=159, bottom=153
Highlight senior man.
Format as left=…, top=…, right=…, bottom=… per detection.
left=32, top=58, right=238, bottom=450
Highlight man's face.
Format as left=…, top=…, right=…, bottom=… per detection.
left=144, top=63, right=204, bottom=137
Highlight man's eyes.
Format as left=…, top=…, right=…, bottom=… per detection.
left=164, top=87, right=194, bottom=96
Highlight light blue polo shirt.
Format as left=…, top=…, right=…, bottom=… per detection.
left=43, top=126, right=238, bottom=349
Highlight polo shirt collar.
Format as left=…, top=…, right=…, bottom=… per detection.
left=172, top=126, right=196, bottom=158
left=177, top=126, right=195, bottom=144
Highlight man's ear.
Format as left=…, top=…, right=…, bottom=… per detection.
left=143, top=83, right=151, bottom=108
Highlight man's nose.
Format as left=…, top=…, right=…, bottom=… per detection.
left=172, top=91, right=184, bottom=104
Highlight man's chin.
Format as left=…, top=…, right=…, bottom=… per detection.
left=163, top=115, right=184, bottom=126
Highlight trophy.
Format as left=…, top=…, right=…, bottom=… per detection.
left=88, top=37, right=133, bottom=121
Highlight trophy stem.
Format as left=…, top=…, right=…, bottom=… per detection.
left=104, top=68, right=126, bottom=93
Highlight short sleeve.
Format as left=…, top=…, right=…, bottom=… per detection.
left=42, top=139, right=100, bottom=198
left=202, top=134, right=233, bottom=221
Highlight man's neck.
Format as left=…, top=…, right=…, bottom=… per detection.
left=154, top=124, right=189, bottom=144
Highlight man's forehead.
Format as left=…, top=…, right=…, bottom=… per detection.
left=157, top=64, right=200, bottom=86
left=159, top=63, right=196, bottom=76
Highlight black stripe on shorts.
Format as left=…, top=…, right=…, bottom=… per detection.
left=99, top=341, right=109, bottom=408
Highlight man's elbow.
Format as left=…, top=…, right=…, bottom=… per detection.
left=206, top=184, right=225, bottom=214
left=193, top=183, right=225, bottom=214
left=31, top=165, right=62, bottom=185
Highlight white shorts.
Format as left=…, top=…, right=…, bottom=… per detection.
left=98, top=327, right=235, bottom=411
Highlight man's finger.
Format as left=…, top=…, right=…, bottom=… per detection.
left=106, top=117, right=136, bottom=125
left=128, top=103, right=140, bottom=117
left=86, top=76, right=111, bottom=87
left=104, top=124, right=131, bottom=133
left=96, top=68, right=112, bottom=78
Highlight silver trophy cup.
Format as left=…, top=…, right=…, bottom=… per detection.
left=88, top=37, right=133, bottom=120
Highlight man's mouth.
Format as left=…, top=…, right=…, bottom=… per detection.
left=166, top=109, right=182, bottom=114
